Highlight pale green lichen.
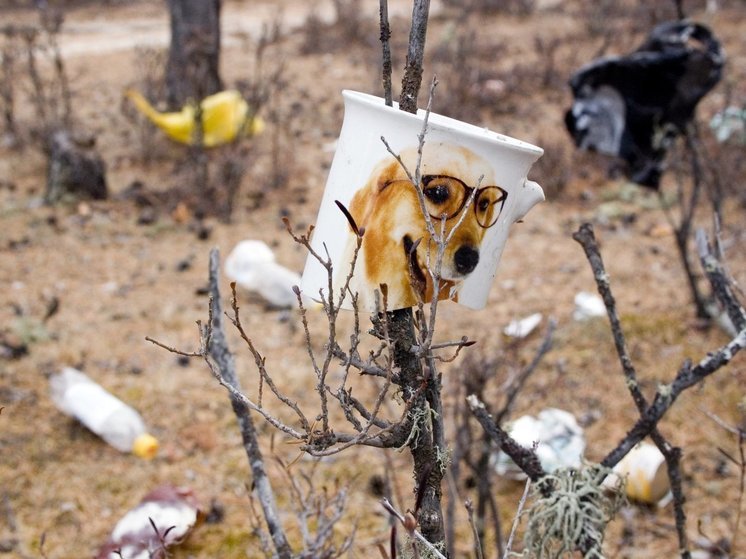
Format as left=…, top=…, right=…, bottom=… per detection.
left=514, top=464, right=625, bottom=559
left=399, top=404, right=430, bottom=451
left=435, top=444, right=452, bottom=475
left=657, top=382, right=673, bottom=402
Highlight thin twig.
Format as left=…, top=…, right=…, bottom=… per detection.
left=494, top=318, right=556, bottom=425
left=503, top=478, right=531, bottom=559
left=465, top=499, right=484, bottom=559
left=697, top=229, right=746, bottom=332
left=227, top=285, right=312, bottom=434
left=381, top=498, right=447, bottom=559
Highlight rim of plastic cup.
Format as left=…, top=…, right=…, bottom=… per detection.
left=342, top=89, right=544, bottom=157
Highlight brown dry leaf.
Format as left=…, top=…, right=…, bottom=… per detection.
left=171, top=201, right=192, bottom=224
left=77, top=201, right=91, bottom=217
left=648, top=223, right=674, bottom=238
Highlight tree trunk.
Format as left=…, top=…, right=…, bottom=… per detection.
left=165, top=0, right=222, bottom=109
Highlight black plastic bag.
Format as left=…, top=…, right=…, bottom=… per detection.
left=565, top=21, right=724, bottom=188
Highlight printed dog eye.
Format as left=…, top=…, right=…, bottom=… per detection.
left=424, top=184, right=451, bottom=206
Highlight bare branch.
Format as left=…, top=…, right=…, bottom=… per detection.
left=330, top=347, right=395, bottom=380
left=399, top=0, right=431, bottom=113
left=227, top=284, right=311, bottom=433
left=466, top=394, right=547, bottom=484
left=574, top=223, right=746, bottom=557
left=697, top=229, right=746, bottom=332
left=205, top=249, right=293, bottom=559
left=464, top=499, right=484, bottom=559
left=379, top=0, right=393, bottom=106
left=602, top=321, right=746, bottom=470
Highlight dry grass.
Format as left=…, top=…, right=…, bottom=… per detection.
left=0, top=0, right=745, bottom=557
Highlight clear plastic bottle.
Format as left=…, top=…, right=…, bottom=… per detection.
left=50, top=367, right=158, bottom=459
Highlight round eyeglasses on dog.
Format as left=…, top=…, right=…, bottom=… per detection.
left=384, top=175, right=508, bottom=228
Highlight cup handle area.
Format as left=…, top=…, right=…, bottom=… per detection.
left=512, top=179, right=545, bottom=223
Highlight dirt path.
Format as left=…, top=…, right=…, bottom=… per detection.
left=57, top=0, right=438, bottom=58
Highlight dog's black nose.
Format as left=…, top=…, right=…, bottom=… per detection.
left=454, top=246, right=479, bottom=274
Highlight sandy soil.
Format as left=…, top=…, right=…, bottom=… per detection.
left=0, top=1, right=745, bottom=557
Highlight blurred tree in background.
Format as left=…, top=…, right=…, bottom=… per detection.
left=165, top=0, right=222, bottom=108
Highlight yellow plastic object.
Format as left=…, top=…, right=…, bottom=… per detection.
left=126, top=89, right=264, bottom=147
left=132, top=433, right=159, bottom=460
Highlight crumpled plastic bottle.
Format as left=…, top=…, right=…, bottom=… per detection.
left=50, top=367, right=158, bottom=459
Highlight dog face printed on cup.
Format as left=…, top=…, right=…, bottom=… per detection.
left=341, top=143, right=507, bottom=309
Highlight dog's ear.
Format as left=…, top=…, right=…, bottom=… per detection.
left=403, top=235, right=427, bottom=303
left=375, top=160, right=403, bottom=192
left=335, top=200, right=363, bottom=237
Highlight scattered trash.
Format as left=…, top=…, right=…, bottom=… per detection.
left=503, top=312, right=543, bottom=338
left=225, top=240, right=301, bottom=309
left=50, top=367, right=158, bottom=459
left=604, top=442, right=670, bottom=505
left=565, top=21, right=724, bottom=188
left=573, top=291, right=606, bottom=321
left=709, top=106, right=746, bottom=145
left=96, top=485, right=201, bottom=559
left=126, top=89, right=264, bottom=148
left=493, top=408, right=586, bottom=478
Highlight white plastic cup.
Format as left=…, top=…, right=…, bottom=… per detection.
left=300, top=90, right=544, bottom=312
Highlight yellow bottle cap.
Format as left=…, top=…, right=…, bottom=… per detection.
left=132, top=433, right=159, bottom=460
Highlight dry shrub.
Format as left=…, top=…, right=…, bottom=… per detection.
left=576, top=0, right=679, bottom=46
left=430, top=16, right=514, bottom=123
left=445, top=325, right=555, bottom=557
left=430, top=9, right=584, bottom=126
left=121, top=47, right=169, bottom=165
left=299, top=0, right=375, bottom=55
left=440, top=0, right=535, bottom=16
left=238, top=26, right=291, bottom=195
left=0, top=38, right=17, bottom=141
left=0, top=12, right=72, bottom=147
